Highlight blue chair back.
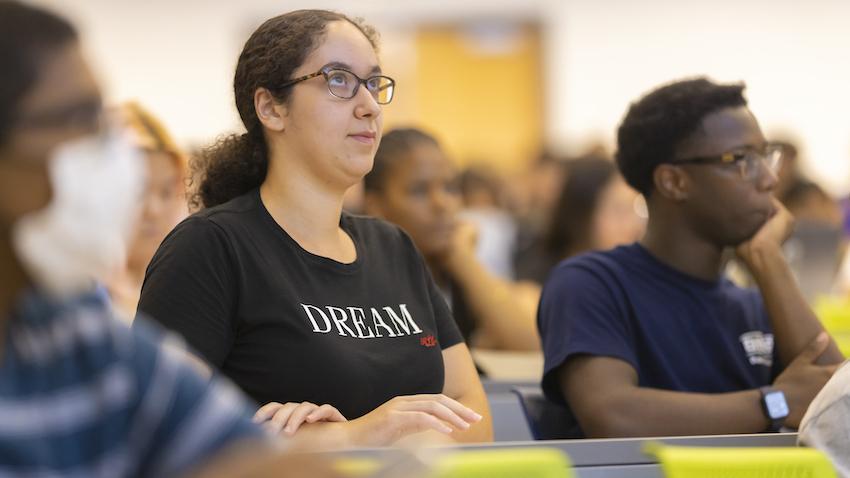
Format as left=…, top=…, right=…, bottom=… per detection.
left=512, top=386, right=582, bottom=440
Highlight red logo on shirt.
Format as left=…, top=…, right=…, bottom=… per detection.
left=420, top=335, right=437, bottom=348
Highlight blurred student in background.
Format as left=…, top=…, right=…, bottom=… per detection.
left=517, top=155, right=645, bottom=284
left=772, top=140, right=801, bottom=203
left=748, top=141, right=846, bottom=301
left=457, top=166, right=519, bottom=282
left=510, top=151, right=568, bottom=236
left=364, top=128, right=541, bottom=351
left=106, top=101, right=188, bottom=321
left=782, top=179, right=844, bottom=228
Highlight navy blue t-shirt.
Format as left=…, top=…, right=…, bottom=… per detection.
left=539, top=243, right=780, bottom=433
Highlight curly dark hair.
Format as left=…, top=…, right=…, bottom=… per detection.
left=615, top=77, right=747, bottom=197
left=363, top=127, right=438, bottom=193
left=0, top=1, right=77, bottom=145
left=191, top=10, right=379, bottom=209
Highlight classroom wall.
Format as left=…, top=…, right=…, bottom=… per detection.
left=545, top=0, right=850, bottom=194
left=30, top=0, right=850, bottom=193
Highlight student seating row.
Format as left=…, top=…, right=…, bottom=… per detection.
left=472, top=378, right=832, bottom=477
left=484, top=379, right=576, bottom=440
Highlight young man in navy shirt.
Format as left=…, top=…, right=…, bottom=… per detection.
left=538, top=78, right=844, bottom=438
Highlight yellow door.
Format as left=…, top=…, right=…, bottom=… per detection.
left=383, top=22, right=543, bottom=173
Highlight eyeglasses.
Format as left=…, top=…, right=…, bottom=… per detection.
left=670, top=143, right=784, bottom=181
left=278, top=65, right=396, bottom=105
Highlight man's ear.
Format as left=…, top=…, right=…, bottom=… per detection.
left=254, top=87, right=286, bottom=132
left=653, top=164, right=690, bottom=201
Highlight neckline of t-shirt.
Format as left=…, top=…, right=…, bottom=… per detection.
left=629, top=242, right=725, bottom=290
left=254, top=189, right=363, bottom=274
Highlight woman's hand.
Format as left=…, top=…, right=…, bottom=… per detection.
left=253, top=402, right=347, bottom=436
left=343, top=394, right=483, bottom=447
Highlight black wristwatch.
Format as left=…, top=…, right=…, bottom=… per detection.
left=759, top=386, right=789, bottom=432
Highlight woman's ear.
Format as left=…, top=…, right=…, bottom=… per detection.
left=254, top=88, right=286, bottom=132
left=653, top=164, right=690, bottom=201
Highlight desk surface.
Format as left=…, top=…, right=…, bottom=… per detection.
left=325, top=432, right=799, bottom=477
left=439, top=432, right=798, bottom=466
left=472, top=349, right=543, bottom=380
left=481, top=378, right=538, bottom=395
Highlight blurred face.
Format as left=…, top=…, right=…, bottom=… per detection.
left=591, top=176, right=646, bottom=250
left=773, top=145, right=798, bottom=199
left=788, top=189, right=843, bottom=227
left=674, top=106, right=778, bottom=246
left=366, top=142, right=462, bottom=258
left=280, top=21, right=384, bottom=189
left=127, top=151, right=185, bottom=269
left=0, top=42, right=101, bottom=231
left=531, top=161, right=566, bottom=213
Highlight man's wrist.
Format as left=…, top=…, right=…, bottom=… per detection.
left=759, top=386, right=789, bottom=432
left=739, top=241, right=783, bottom=274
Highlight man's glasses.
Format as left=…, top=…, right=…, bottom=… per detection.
left=279, top=65, right=395, bottom=105
left=670, top=143, right=784, bottom=181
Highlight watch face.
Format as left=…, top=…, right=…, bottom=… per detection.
left=765, top=391, right=790, bottom=419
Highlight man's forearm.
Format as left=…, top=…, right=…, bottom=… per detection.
left=578, top=387, right=769, bottom=438
left=744, top=242, right=843, bottom=366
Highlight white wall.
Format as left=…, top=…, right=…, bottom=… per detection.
left=544, top=0, right=850, bottom=194
left=31, top=0, right=850, bottom=193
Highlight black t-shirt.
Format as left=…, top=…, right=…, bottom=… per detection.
left=136, top=189, right=463, bottom=419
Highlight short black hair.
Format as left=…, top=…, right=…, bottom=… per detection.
left=364, top=127, right=439, bottom=193
left=615, top=77, right=747, bottom=196
left=0, top=1, right=77, bottom=144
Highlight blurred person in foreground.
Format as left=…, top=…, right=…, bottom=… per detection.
left=0, top=2, right=345, bottom=476
left=798, top=354, right=850, bottom=478
left=538, top=78, right=844, bottom=438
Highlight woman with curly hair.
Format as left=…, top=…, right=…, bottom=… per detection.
left=136, top=9, right=491, bottom=446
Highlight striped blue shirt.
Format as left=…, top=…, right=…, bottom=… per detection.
left=0, top=290, right=265, bottom=477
